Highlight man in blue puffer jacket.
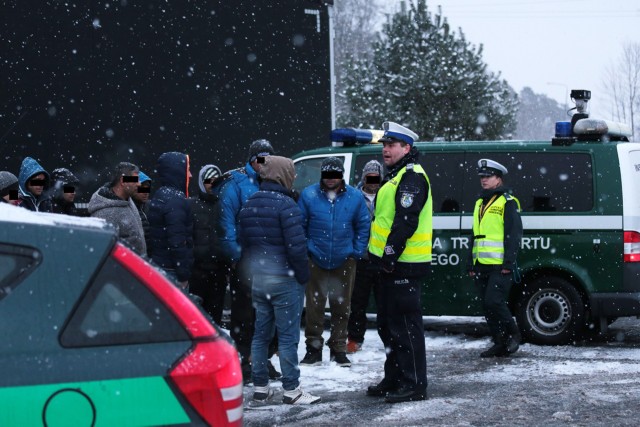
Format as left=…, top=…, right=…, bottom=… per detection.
left=298, top=156, right=371, bottom=368
left=217, top=139, right=280, bottom=383
left=147, top=152, right=194, bottom=290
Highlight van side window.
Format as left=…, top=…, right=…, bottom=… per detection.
left=420, top=153, right=466, bottom=213
left=462, top=152, right=594, bottom=213
left=354, top=154, right=382, bottom=185
left=0, top=244, right=40, bottom=303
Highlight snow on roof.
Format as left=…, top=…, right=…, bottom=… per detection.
left=0, top=203, right=110, bottom=230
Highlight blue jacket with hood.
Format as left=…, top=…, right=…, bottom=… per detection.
left=18, top=157, right=52, bottom=212
left=298, top=181, right=371, bottom=270
left=217, top=162, right=260, bottom=263
left=147, top=152, right=194, bottom=282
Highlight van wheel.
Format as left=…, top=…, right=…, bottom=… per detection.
left=515, top=277, right=585, bottom=345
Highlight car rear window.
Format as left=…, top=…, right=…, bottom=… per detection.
left=0, top=244, right=40, bottom=302
left=60, top=257, right=189, bottom=347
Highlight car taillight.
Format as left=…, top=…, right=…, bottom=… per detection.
left=111, top=244, right=243, bottom=425
left=170, top=341, right=243, bottom=426
left=624, top=231, right=640, bottom=262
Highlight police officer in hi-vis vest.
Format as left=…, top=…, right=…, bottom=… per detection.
left=468, top=159, right=523, bottom=358
left=366, top=121, right=431, bottom=403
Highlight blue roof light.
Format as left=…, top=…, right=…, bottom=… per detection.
left=555, top=121, right=572, bottom=138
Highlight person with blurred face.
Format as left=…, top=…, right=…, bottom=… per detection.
left=366, top=121, right=431, bottom=403
left=88, top=162, right=146, bottom=255
left=50, top=168, right=83, bottom=216
left=189, top=164, right=230, bottom=324
left=0, top=171, right=21, bottom=206
left=18, top=157, right=52, bottom=212
left=298, top=156, right=371, bottom=369
left=468, top=159, right=523, bottom=358
left=132, top=171, right=153, bottom=252
left=218, top=139, right=281, bottom=383
left=347, top=160, right=383, bottom=354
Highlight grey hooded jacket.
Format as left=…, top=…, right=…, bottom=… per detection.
left=88, top=185, right=147, bottom=255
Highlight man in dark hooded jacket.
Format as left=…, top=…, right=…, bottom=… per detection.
left=147, top=152, right=194, bottom=290
left=18, top=157, right=52, bottom=212
left=50, top=168, right=83, bottom=216
left=189, top=164, right=228, bottom=323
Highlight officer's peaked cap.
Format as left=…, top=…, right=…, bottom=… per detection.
left=477, top=159, right=508, bottom=177
left=378, top=121, right=419, bottom=146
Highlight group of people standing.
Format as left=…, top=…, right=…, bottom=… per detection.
left=0, top=119, right=523, bottom=406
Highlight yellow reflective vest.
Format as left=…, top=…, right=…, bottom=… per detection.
left=369, top=164, right=433, bottom=263
left=472, top=193, right=520, bottom=265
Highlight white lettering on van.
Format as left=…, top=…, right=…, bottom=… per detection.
left=431, top=253, right=460, bottom=266
left=433, top=237, right=443, bottom=249
left=520, top=237, right=550, bottom=250
left=451, top=237, right=469, bottom=249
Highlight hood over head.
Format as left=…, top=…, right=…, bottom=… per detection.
left=18, top=157, right=50, bottom=198
left=156, top=152, right=190, bottom=196
left=259, top=155, right=295, bottom=190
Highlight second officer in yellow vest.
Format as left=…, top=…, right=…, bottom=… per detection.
left=468, top=159, right=523, bottom=358
left=366, top=121, right=432, bottom=403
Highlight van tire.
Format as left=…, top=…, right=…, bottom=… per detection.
left=515, top=277, right=585, bottom=345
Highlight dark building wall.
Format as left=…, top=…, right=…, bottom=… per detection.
left=1, top=1, right=332, bottom=200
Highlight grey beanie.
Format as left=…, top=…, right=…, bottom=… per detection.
left=361, top=160, right=383, bottom=182
left=0, top=171, right=19, bottom=198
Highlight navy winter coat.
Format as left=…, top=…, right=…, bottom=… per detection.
left=239, top=181, right=309, bottom=285
left=147, top=152, right=194, bottom=282
left=298, top=182, right=371, bottom=270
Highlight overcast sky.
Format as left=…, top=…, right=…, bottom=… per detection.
left=379, top=0, right=639, bottom=118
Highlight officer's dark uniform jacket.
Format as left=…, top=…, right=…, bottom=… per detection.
left=368, top=147, right=431, bottom=277
left=467, top=186, right=523, bottom=272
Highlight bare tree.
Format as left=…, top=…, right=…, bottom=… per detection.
left=332, top=0, right=381, bottom=123
left=602, top=42, right=640, bottom=140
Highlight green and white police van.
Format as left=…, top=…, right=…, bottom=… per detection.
left=292, top=91, right=639, bottom=345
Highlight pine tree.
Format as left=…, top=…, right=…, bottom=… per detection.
left=340, top=0, right=517, bottom=141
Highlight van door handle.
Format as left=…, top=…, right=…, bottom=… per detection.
left=593, top=238, right=601, bottom=254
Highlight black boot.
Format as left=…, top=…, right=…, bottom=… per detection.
left=480, top=342, right=508, bottom=358
left=366, top=378, right=397, bottom=397
left=505, top=323, right=521, bottom=354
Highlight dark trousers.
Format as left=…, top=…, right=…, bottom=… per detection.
left=377, top=272, right=427, bottom=391
left=347, top=260, right=381, bottom=343
left=189, top=262, right=229, bottom=325
left=474, top=266, right=516, bottom=343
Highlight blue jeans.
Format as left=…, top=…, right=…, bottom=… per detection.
left=251, top=274, right=304, bottom=391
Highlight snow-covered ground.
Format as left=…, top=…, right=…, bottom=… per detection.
left=240, top=317, right=640, bottom=426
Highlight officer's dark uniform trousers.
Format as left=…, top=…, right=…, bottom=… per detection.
left=473, top=265, right=515, bottom=341
left=377, top=272, right=428, bottom=391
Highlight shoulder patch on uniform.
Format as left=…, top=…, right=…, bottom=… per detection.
left=384, top=246, right=395, bottom=255
left=400, top=192, right=414, bottom=208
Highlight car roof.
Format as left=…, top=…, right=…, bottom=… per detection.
left=0, top=203, right=112, bottom=232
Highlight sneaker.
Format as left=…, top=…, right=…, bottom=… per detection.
left=300, top=350, right=322, bottom=366
left=330, top=351, right=351, bottom=367
left=346, top=340, right=362, bottom=354
left=253, top=385, right=274, bottom=402
left=283, top=387, right=322, bottom=405
left=267, top=360, right=282, bottom=380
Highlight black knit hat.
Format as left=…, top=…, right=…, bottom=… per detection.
left=320, top=156, right=344, bottom=173
left=51, top=168, right=79, bottom=185
left=248, top=139, right=274, bottom=162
